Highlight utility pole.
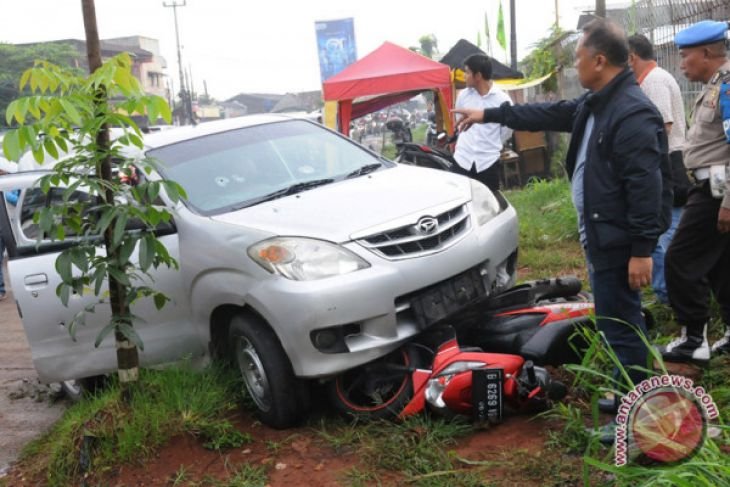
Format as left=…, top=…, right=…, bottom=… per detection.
left=555, top=0, right=560, bottom=29
left=596, top=0, right=606, bottom=18
left=509, top=0, right=517, bottom=70
left=163, top=0, right=191, bottom=125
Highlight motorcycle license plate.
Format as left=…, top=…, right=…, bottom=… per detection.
left=472, top=368, right=504, bottom=423
left=410, top=267, right=486, bottom=329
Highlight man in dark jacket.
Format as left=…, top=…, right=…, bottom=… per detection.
left=455, top=19, right=669, bottom=439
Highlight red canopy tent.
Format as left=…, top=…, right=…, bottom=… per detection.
left=322, top=42, right=453, bottom=136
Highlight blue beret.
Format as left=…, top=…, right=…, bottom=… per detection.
left=675, top=20, right=728, bottom=49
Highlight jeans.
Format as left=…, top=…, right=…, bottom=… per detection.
left=651, top=207, right=683, bottom=304
left=587, top=255, right=649, bottom=390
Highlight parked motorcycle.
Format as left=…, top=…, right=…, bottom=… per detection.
left=395, top=130, right=458, bottom=172
left=328, top=277, right=591, bottom=421
left=385, top=117, right=413, bottom=147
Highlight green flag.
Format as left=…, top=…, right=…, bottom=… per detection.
left=496, top=1, right=506, bottom=51
left=484, top=11, right=492, bottom=55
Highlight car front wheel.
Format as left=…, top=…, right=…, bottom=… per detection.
left=228, top=313, right=310, bottom=429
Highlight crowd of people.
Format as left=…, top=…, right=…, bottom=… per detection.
left=453, top=18, right=730, bottom=443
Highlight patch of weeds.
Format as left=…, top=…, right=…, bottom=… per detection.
left=499, top=448, right=584, bottom=486
left=225, top=463, right=268, bottom=487
left=505, top=178, right=578, bottom=248
left=170, top=464, right=189, bottom=486
left=360, top=416, right=472, bottom=485
left=541, top=403, right=592, bottom=454
left=18, top=363, right=244, bottom=486
left=505, top=178, right=585, bottom=279
left=199, top=420, right=253, bottom=451
left=315, top=418, right=364, bottom=454
left=343, top=466, right=382, bottom=487
left=263, top=433, right=299, bottom=454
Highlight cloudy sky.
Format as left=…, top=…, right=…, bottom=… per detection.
left=1, top=1, right=629, bottom=99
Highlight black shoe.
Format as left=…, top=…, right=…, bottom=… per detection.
left=659, top=325, right=710, bottom=364
left=711, top=328, right=730, bottom=356
left=598, top=397, right=618, bottom=414
left=586, top=420, right=616, bottom=445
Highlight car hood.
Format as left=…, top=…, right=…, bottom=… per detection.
left=211, top=165, right=472, bottom=243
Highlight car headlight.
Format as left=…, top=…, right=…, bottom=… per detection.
left=248, top=237, right=370, bottom=281
left=470, top=179, right=500, bottom=226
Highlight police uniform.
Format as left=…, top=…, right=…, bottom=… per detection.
left=661, top=20, right=730, bottom=363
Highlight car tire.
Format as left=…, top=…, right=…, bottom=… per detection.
left=228, top=313, right=310, bottom=429
left=61, top=376, right=106, bottom=402
left=328, top=348, right=415, bottom=421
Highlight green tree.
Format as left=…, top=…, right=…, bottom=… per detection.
left=519, top=25, right=568, bottom=93
left=2, top=52, right=185, bottom=398
left=0, top=42, right=81, bottom=127
left=418, top=34, right=438, bottom=58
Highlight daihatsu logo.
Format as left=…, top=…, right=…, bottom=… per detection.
left=416, top=216, right=439, bottom=235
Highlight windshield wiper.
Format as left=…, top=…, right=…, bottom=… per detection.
left=251, top=178, right=335, bottom=205
left=345, top=163, right=382, bottom=179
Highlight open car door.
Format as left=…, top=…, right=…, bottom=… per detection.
left=0, top=171, right=203, bottom=384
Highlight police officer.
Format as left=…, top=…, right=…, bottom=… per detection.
left=660, top=21, right=730, bottom=364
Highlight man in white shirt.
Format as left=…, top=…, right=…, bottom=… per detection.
left=628, top=34, right=691, bottom=306
left=453, top=54, right=513, bottom=191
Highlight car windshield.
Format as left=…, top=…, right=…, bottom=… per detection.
left=148, top=120, right=386, bottom=215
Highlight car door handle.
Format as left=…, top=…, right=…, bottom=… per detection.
left=24, top=273, right=48, bottom=286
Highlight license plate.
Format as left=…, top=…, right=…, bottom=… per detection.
left=410, top=267, right=486, bottom=329
left=472, top=368, right=504, bottom=423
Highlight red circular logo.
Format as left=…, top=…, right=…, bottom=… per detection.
left=629, top=388, right=706, bottom=464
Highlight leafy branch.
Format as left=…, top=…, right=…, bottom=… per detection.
left=3, top=52, right=185, bottom=393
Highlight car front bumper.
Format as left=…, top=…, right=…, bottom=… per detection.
left=248, top=205, right=518, bottom=378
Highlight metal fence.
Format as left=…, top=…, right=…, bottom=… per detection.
left=533, top=0, right=730, bottom=107
left=616, top=0, right=730, bottom=112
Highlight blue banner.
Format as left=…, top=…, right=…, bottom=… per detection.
left=315, top=18, right=357, bottom=82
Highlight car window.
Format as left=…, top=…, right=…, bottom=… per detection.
left=148, top=120, right=384, bottom=215
left=19, top=187, right=94, bottom=241
left=16, top=177, right=174, bottom=247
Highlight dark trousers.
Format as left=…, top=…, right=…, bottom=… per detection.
left=665, top=181, right=730, bottom=331
left=588, top=259, right=649, bottom=389
left=453, top=161, right=501, bottom=192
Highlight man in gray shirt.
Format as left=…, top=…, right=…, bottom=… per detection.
left=628, top=34, right=691, bottom=306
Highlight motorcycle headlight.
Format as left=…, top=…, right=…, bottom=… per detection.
left=248, top=237, right=370, bottom=281
left=424, top=361, right=488, bottom=410
left=470, top=179, right=500, bottom=226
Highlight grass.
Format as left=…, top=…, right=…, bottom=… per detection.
left=18, top=364, right=253, bottom=486
left=318, top=416, right=483, bottom=486
left=505, top=178, right=585, bottom=279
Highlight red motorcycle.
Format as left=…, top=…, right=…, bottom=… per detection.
left=329, top=277, right=593, bottom=421
left=329, top=326, right=569, bottom=421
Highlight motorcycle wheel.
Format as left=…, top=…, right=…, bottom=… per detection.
left=328, top=348, right=414, bottom=421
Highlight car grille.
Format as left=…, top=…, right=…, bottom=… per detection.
left=356, top=204, right=471, bottom=259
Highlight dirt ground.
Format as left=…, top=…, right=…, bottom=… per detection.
left=88, top=414, right=559, bottom=487
left=0, top=268, right=68, bottom=477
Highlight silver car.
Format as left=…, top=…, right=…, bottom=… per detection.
left=0, top=115, right=518, bottom=427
